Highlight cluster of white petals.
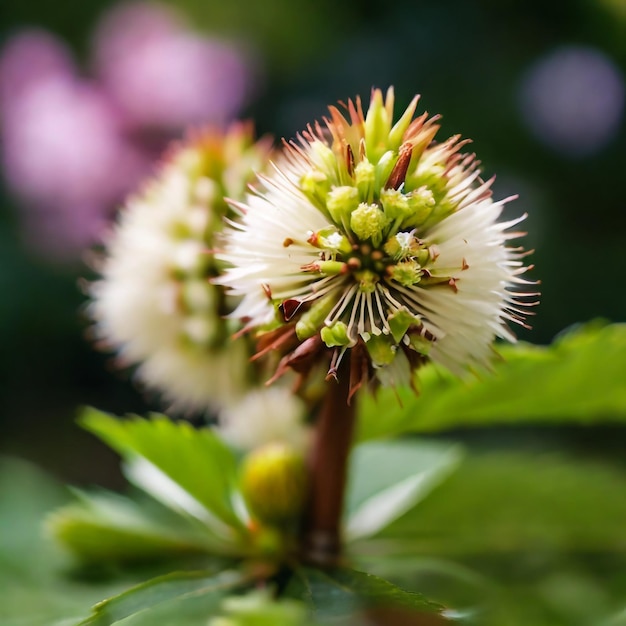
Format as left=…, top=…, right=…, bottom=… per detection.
left=218, top=89, right=536, bottom=389
left=90, top=126, right=270, bottom=412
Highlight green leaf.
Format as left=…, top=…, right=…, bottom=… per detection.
left=355, top=451, right=626, bottom=557
left=357, top=322, right=626, bottom=440
left=284, top=567, right=445, bottom=621
left=344, top=440, right=462, bottom=540
left=80, top=410, right=243, bottom=530
left=209, top=589, right=314, bottom=626
left=47, top=490, right=217, bottom=565
left=80, top=569, right=248, bottom=626
left=0, top=457, right=131, bottom=626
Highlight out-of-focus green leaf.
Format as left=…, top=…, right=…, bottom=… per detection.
left=46, top=490, right=217, bottom=565
left=344, top=440, right=462, bottom=541
left=80, top=410, right=243, bottom=530
left=357, top=322, right=626, bottom=440
left=284, top=567, right=445, bottom=621
left=353, top=451, right=626, bottom=558
left=0, top=457, right=131, bottom=626
left=79, top=569, right=248, bottom=626
left=209, top=589, right=315, bottom=626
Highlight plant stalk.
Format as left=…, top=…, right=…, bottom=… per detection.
left=300, top=364, right=356, bottom=566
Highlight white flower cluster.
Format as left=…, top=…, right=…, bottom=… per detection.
left=218, top=89, right=536, bottom=391
left=90, top=126, right=269, bottom=412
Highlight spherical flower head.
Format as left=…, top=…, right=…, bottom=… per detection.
left=219, top=88, right=537, bottom=399
left=90, top=123, right=273, bottom=412
left=239, top=441, right=308, bottom=526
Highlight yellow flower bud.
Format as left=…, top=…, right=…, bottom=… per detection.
left=240, top=443, right=308, bottom=525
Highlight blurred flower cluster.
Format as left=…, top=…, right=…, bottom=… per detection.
left=0, top=1, right=257, bottom=262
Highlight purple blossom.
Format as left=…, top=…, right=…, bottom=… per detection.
left=92, top=2, right=254, bottom=131
left=0, top=3, right=258, bottom=263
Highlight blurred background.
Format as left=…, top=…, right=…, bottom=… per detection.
left=1, top=0, right=625, bottom=484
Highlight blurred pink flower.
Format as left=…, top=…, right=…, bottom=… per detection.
left=0, top=28, right=75, bottom=105
left=0, top=3, right=258, bottom=263
left=92, top=2, right=254, bottom=130
left=519, top=46, right=625, bottom=158
left=3, top=76, right=146, bottom=208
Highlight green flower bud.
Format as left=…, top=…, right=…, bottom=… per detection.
left=404, top=186, right=436, bottom=227
left=390, top=260, right=423, bottom=287
left=374, top=150, right=397, bottom=192
left=309, top=140, right=337, bottom=172
left=380, top=187, right=411, bottom=221
left=364, top=89, right=391, bottom=162
left=388, top=95, right=419, bottom=149
left=295, top=292, right=340, bottom=340
left=326, top=185, right=360, bottom=223
left=354, top=159, right=376, bottom=203
left=350, top=203, right=388, bottom=245
left=240, top=442, right=307, bottom=525
left=320, top=321, right=352, bottom=347
left=300, top=169, right=330, bottom=210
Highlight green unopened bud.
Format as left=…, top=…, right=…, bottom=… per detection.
left=321, top=321, right=352, bottom=347
left=390, top=260, right=423, bottom=287
left=240, top=443, right=307, bottom=525
left=388, top=95, right=419, bottom=149
left=301, top=170, right=330, bottom=210
left=366, top=333, right=396, bottom=367
left=405, top=186, right=436, bottom=227
left=355, top=159, right=376, bottom=203
left=317, top=260, right=347, bottom=275
left=380, top=188, right=411, bottom=221
left=309, top=140, right=337, bottom=173
left=364, top=89, right=391, bottom=162
left=350, top=203, right=388, bottom=245
left=326, top=186, right=360, bottom=223
left=408, top=163, right=447, bottom=194
left=374, top=151, right=397, bottom=193
left=295, top=292, right=339, bottom=340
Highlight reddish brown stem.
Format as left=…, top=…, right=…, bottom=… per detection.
left=300, top=364, right=356, bottom=566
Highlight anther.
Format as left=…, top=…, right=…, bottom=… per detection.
left=385, top=142, right=414, bottom=190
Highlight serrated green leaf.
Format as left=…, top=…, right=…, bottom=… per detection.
left=79, top=410, right=243, bottom=530
left=357, top=322, right=626, bottom=440
left=284, top=567, right=445, bottom=620
left=80, top=569, right=248, bottom=626
left=47, top=490, right=217, bottom=566
left=344, top=440, right=462, bottom=541
left=355, top=452, right=626, bottom=557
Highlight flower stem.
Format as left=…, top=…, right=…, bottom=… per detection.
left=300, top=363, right=356, bottom=567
